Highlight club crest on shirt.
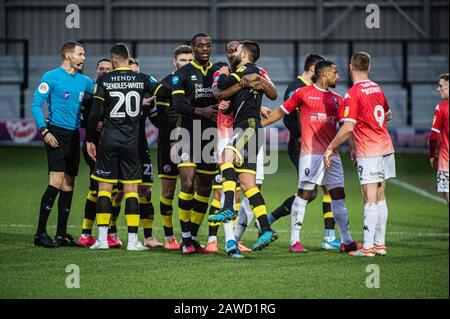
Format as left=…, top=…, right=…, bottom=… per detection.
left=191, top=75, right=197, bottom=81
left=63, top=92, right=70, bottom=100
left=332, top=96, right=339, bottom=105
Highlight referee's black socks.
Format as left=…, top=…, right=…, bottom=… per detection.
left=36, top=185, right=60, bottom=235
left=56, top=190, right=74, bottom=237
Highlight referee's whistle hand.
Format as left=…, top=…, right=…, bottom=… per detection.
left=87, top=142, right=97, bottom=161
left=44, top=132, right=59, bottom=148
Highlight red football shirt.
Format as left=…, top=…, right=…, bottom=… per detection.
left=281, top=84, right=342, bottom=156
left=339, top=79, right=395, bottom=158
left=431, top=100, right=449, bottom=172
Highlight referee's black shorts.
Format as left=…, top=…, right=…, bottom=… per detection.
left=46, top=124, right=80, bottom=177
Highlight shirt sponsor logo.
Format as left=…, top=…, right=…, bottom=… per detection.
left=308, top=96, right=321, bottom=100
left=38, top=82, right=49, bottom=94
left=194, top=84, right=213, bottom=99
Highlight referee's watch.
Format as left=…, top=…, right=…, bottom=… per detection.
left=40, top=127, right=49, bottom=137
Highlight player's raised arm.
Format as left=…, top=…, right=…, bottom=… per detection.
left=212, top=83, right=241, bottom=100
left=261, top=107, right=285, bottom=127
left=262, top=88, right=301, bottom=126
left=212, top=66, right=241, bottom=100
left=241, top=72, right=278, bottom=101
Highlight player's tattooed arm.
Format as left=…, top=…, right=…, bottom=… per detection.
left=261, top=107, right=285, bottom=127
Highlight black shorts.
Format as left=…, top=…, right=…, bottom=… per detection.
left=139, top=146, right=154, bottom=186
left=283, top=111, right=301, bottom=172
left=46, top=125, right=80, bottom=176
left=157, top=130, right=179, bottom=180
left=92, top=145, right=142, bottom=184
left=174, top=119, right=218, bottom=175
left=226, top=118, right=263, bottom=175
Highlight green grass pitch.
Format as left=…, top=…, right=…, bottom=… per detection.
left=0, top=146, right=448, bottom=298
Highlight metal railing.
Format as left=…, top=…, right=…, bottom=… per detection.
left=79, top=38, right=448, bottom=126
left=0, top=39, right=29, bottom=118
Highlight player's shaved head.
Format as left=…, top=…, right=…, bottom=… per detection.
left=109, top=43, right=130, bottom=61
left=239, top=40, right=260, bottom=63
left=351, top=52, right=371, bottom=72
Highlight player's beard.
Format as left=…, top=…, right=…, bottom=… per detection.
left=231, top=55, right=241, bottom=70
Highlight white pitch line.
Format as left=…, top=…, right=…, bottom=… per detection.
left=388, top=179, right=448, bottom=205
left=0, top=224, right=447, bottom=238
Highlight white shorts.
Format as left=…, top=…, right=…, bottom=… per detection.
left=256, top=147, right=264, bottom=185
left=356, top=153, right=396, bottom=185
left=298, top=154, right=344, bottom=191
left=217, top=137, right=231, bottom=159
left=437, top=170, right=449, bottom=193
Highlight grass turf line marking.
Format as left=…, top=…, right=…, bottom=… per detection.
left=388, top=178, right=447, bottom=205
left=0, top=224, right=447, bottom=238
